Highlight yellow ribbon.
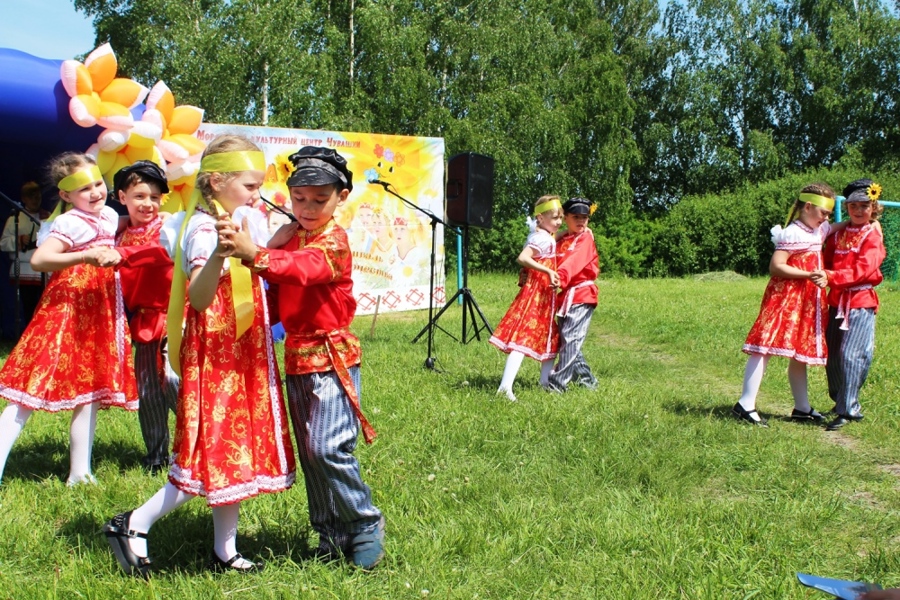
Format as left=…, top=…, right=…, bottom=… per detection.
left=58, top=165, right=103, bottom=192
left=798, top=192, right=835, bottom=211
left=166, top=150, right=266, bottom=376
left=49, top=165, right=105, bottom=224
left=534, top=198, right=562, bottom=216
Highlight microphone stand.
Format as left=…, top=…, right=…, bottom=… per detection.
left=259, top=195, right=297, bottom=222
left=0, top=190, right=43, bottom=337
left=369, top=180, right=445, bottom=370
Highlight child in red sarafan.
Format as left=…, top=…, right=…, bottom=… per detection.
left=733, top=183, right=837, bottom=427
left=822, top=179, right=887, bottom=431
left=490, top=195, right=563, bottom=402
left=0, top=152, right=136, bottom=486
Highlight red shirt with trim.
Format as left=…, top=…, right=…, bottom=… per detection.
left=823, top=223, right=886, bottom=311
left=115, top=217, right=174, bottom=343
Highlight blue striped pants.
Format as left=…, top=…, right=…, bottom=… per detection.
left=286, top=367, right=381, bottom=552
left=825, top=306, right=876, bottom=419
left=548, top=304, right=597, bottom=390
left=134, top=339, right=179, bottom=467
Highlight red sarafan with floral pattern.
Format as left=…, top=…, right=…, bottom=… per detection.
left=743, top=220, right=831, bottom=365
left=0, top=206, right=137, bottom=411
left=166, top=209, right=295, bottom=506
left=489, top=228, right=559, bottom=361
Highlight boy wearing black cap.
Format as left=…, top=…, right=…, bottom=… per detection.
left=822, top=179, right=886, bottom=431
left=218, top=146, right=384, bottom=570
left=112, top=161, right=179, bottom=473
left=544, top=197, right=600, bottom=392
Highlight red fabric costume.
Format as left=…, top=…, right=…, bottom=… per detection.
left=115, top=217, right=173, bottom=343
left=743, top=220, right=830, bottom=365
left=167, top=209, right=295, bottom=505
left=555, top=227, right=599, bottom=315
left=249, top=219, right=374, bottom=443
left=823, top=223, right=885, bottom=314
left=0, top=206, right=138, bottom=411
left=489, top=228, right=559, bottom=361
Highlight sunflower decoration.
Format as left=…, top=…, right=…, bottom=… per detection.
left=866, top=182, right=883, bottom=201
left=589, top=203, right=598, bottom=216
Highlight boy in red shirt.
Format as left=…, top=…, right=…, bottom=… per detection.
left=113, top=161, right=178, bottom=473
left=218, top=147, right=384, bottom=570
left=544, top=197, right=600, bottom=392
left=822, top=179, right=887, bottom=431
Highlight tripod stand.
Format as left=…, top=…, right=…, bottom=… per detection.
left=412, top=224, right=492, bottom=346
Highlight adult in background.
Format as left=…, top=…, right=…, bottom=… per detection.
left=0, top=182, right=46, bottom=330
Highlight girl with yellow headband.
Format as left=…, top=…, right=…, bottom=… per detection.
left=103, top=135, right=295, bottom=576
left=734, top=183, right=842, bottom=427
left=0, top=152, right=137, bottom=487
left=490, top=195, right=563, bottom=401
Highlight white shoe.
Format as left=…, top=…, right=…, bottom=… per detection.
left=66, top=473, right=98, bottom=487
left=496, top=387, right=517, bottom=402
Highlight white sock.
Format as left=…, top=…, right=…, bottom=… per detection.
left=788, top=359, right=811, bottom=413
left=0, top=404, right=32, bottom=484
left=539, top=359, right=554, bottom=386
left=498, top=351, right=525, bottom=393
left=213, top=503, right=252, bottom=567
left=127, top=482, right=194, bottom=557
left=67, top=402, right=98, bottom=485
left=738, top=354, right=770, bottom=419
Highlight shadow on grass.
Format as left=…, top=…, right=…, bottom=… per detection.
left=3, top=438, right=144, bottom=483
left=64, top=506, right=320, bottom=575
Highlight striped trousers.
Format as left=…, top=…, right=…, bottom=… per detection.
left=825, top=306, right=876, bottom=419
left=134, top=339, right=179, bottom=467
left=286, top=367, right=381, bottom=552
left=547, top=303, right=597, bottom=391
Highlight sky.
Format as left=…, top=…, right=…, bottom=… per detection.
left=1, top=0, right=96, bottom=60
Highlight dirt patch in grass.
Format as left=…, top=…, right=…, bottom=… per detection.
left=821, top=430, right=859, bottom=452
left=692, top=271, right=748, bottom=282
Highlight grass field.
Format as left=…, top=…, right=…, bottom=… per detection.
left=1, top=273, right=900, bottom=599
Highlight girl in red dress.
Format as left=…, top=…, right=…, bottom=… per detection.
left=490, top=195, right=563, bottom=401
left=0, top=153, right=136, bottom=486
left=733, top=183, right=838, bottom=427
left=104, top=135, right=295, bottom=576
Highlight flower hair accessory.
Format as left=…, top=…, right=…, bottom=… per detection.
left=867, top=183, right=882, bottom=201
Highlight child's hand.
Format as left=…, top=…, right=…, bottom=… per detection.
left=859, top=590, right=900, bottom=600
left=268, top=222, right=300, bottom=249
left=217, top=216, right=258, bottom=261
left=517, top=268, right=527, bottom=287
left=549, top=270, right=560, bottom=288
left=810, top=269, right=828, bottom=288
left=215, top=214, right=237, bottom=258
left=87, top=247, right=121, bottom=268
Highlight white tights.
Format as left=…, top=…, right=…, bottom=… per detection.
left=0, top=402, right=98, bottom=485
left=738, top=355, right=811, bottom=416
left=498, top=351, right=555, bottom=398
left=127, top=482, right=250, bottom=566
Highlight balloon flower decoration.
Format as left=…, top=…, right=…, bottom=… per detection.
left=59, top=43, right=205, bottom=211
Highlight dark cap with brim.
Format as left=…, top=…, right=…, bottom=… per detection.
left=562, top=197, right=592, bottom=215
left=113, top=160, right=169, bottom=195
left=286, top=147, right=353, bottom=192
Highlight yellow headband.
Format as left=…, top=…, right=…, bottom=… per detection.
left=58, top=165, right=103, bottom=192
left=798, top=192, right=835, bottom=211
left=534, top=199, right=562, bottom=216
left=199, top=151, right=266, bottom=173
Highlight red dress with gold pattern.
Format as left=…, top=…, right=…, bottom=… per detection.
left=489, top=228, right=559, bottom=361
left=0, top=206, right=137, bottom=411
left=163, top=209, right=295, bottom=506
left=743, top=220, right=831, bottom=365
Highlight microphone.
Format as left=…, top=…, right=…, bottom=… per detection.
left=368, top=179, right=392, bottom=189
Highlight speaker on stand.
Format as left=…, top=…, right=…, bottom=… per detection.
left=412, top=152, right=494, bottom=347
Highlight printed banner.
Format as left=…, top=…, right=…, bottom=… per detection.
left=197, top=124, right=446, bottom=315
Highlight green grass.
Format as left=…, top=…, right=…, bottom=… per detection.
left=2, top=273, right=900, bottom=598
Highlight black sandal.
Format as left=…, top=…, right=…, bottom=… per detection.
left=103, top=511, right=152, bottom=578
left=209, top=552, right=263, bottom=573
left=731, top=403, right=768, bottom=427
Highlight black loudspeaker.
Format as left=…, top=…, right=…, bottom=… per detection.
left=446, top=152, right=494, bottom=229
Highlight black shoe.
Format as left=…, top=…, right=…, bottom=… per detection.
left=826, top=413, right=864, bottom=431
left=209, top=552, right=263, bottom=573
left=103, top=511, right=152, bottom=578
left=731, top=403, right=768, bottom=427
left=147, top=463, right=168, bottom=476
left=790, top=407, right=826, bottom=423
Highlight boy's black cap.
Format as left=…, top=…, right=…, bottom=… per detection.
left=562, top=197, right=591, bottom=215
left=843, top=178, right=876, bottom=203
left=287, top=146, right=353, bottom=192
left=113, top=160, right=169, bottom=195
